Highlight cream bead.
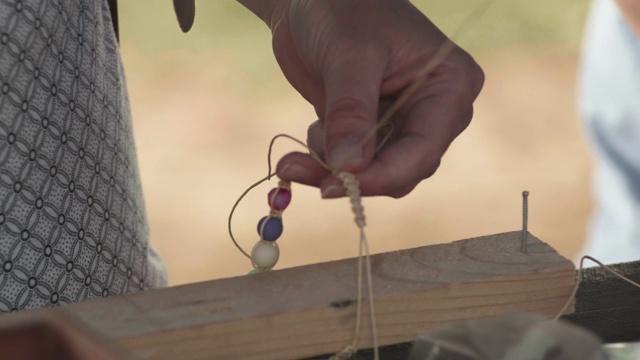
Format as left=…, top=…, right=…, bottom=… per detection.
left=251, top=240, right=280, bottom=270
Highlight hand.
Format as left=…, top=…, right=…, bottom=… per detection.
left=241, top=0, right=484, bottom=198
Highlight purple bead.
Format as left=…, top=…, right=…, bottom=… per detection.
left=257, top=216, right=283, bottom=241
left=268, top=187, right=291, bottom=211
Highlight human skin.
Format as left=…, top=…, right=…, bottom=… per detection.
left=239, top=0, right=484, bottom=198
left=616, top=0, right=640, bottom=37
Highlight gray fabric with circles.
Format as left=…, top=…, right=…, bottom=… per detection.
left=0, top=0, right=167, bottom=312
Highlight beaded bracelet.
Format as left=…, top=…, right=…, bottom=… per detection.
left=248, top=180, right=292, bottom=274
left=226, top=135, right=378, bottom=359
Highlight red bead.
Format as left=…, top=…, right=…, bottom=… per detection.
left=268, top=187, right=291, bottom=211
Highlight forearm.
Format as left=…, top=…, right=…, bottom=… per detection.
left=616, top=0, right=640, bottom=37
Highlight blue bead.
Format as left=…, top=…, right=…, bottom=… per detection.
left=257, top=216, right=283, bottom=241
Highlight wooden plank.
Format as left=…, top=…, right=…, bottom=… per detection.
left=0, top=231, right=575, bottom=360
left=329, top=260, right=640, bottom=360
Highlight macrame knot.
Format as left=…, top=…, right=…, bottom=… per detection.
left=336, top=172, right=366, bottom=228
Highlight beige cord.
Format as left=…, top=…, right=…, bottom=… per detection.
left=554, top=255, right=640, bottom=321
left=228, top=3, right=498, bottom=357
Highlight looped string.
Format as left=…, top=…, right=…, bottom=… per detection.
left=229, top=134, right=328, bottom=260
left=228, top=173, right=275, bottom=260
left=553, top=255, right=640, bottom=321
left=267, top=134, right=330, bottom=175
left=227, top=2, right=497, bottom=358
left=329, top=171, right=379, bottom=360
left=228, top=135, right=380, bottom=360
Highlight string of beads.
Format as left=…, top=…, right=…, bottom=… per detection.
left=249, top=180, right=292, bottom=273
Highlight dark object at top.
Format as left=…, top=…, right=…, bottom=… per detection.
left=173, top=0, right=196, bottom=33
left=106, top=1, right=195, bottom=39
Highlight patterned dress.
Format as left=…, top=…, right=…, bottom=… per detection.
left=0, top=0, right=167, bottom=312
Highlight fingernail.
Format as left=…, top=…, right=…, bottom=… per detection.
left=321, top=184, right=343, bottom=199
left=278, top=164, right=310, bottom=180
left=328, top=138, right=363, bottom=169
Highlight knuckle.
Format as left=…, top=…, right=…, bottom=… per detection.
left=457, top=106, right=474, bottom=135
left=360, top=177, right=393, bottom=197
left=306, top=120, right=324, bottom=151
left=460, top=52, right=485, bottom=96
left=326, top=96, right=372, bottom=127
left=449, top=50, right=485, bottom=98
left=389, top=186, right=413, bottom=199
left=422, top=158, right=441, bottom=179
left=469, top=58, right=485, bottom=96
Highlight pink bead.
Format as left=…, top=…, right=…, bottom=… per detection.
left=268, top=187, right=291, bottom=211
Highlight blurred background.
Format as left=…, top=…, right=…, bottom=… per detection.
left=118, top=1, right=593, bottom=286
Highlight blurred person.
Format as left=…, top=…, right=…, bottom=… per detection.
left=0, top=0, right=482, bottom=311
left=579, top=0, right=640, bottom=264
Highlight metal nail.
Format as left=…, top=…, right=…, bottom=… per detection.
left=522, top=191, right=529, bottom=253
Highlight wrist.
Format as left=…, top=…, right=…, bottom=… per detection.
left=237, top=0, right=290, bottom=30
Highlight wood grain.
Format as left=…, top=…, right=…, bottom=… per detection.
left=324, top=259, right=640, bottom=360
left=0, top=231, right=575, bottom=360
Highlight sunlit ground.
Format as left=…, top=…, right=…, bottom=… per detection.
left=118, top=1, right=593, bottom=285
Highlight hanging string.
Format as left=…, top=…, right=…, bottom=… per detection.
left=328, top=172, right=379, bottom=360
left=228, top=133, right=381, bottom=360
left=554, top=255, right=640, bottom=322
left=229, top=133, right=326, bottom=259
left=228, top=172, right=276, bottom=260
left=266, top=134, right=330, bottom=175
left=227, top=1, right=497, bottom=358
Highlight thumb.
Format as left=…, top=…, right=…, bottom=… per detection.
left=323, top=58, right=384, bottom=172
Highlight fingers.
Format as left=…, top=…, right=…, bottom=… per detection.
left=322, top=55, right=385, bottom=172
left=280, top=69, right=476, bottom=199
left=343, top=56, right=482, bottom=198
left=276, top=151, right=329, bottom=188
left=278, top=48, right=483, bottom=199
left=306, top=120, right=324, bottom=159
left=275, top=120, right=328, bottom=188
left=322, top=72, right=475, bottom=198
